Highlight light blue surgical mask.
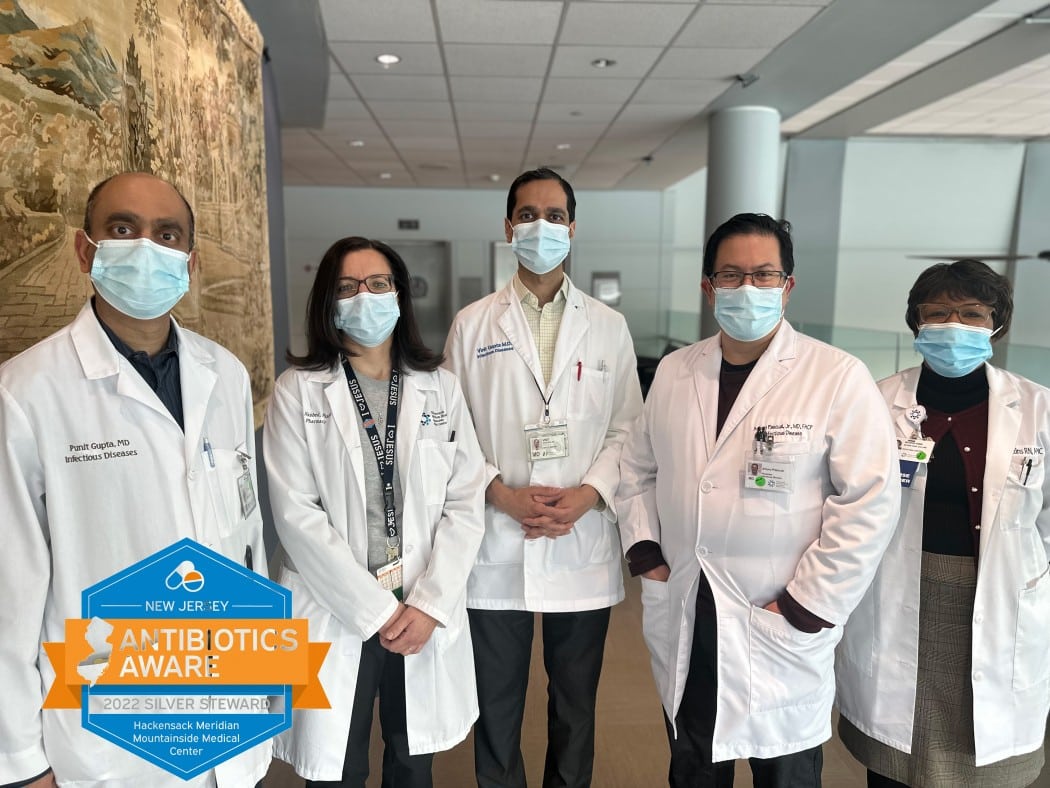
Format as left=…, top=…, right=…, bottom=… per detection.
left=335, top=291, right=400, bottom=347
left=914, top=322, right=996, bottom=378
left=87, top=236, right=191, bottom=320
left=511, top=219, right=571, bottom=275
left=713, top=285, right=785, bottom=342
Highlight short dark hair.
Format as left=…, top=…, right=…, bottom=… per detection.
left=506, top=168, right=576, bottom=222
left=83, top=172, right=196, bottom=248
left=905, top=259, right=1013, bottom=339
left=288, top=236, right=442, bottom=372
left=702, top=213, right=794, bottom=277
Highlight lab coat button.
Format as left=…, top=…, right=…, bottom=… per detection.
left=700, top=481, right=713, bottom=493
left=188, top=469, right=197, bottom=481
left=973, top=670, right=983, bottom=682
left=697, top=547, right=709, bottom=557
left=405, top=545, right=414, bottom=554
left=974, top=614, right=983, bottom=624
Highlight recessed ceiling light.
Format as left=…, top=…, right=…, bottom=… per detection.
left=556, top=143, right=571, bottom=150
left=488, top=173, right=500, bottom=182
left=591, top=58, right=616, bottom=69
left=379, top=172, right=392, bottom=180
left=376, top=53, right=401, bottom=67
left=349, top=140, right=365, bottom=147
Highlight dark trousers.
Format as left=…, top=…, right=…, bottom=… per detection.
left=468, top=607, right=612, bottom=788
left=866, top=770, right=907, bottom=787
left=666, top=574, right=823, bottom=788
left=306, top=634, right=433, bottom=788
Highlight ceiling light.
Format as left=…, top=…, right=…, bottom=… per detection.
left=375, top=53, right=401, bottom=67
left=349, top=140, right=364, bottom=147
left=591, top=58, right=616, bottom=69
left=488, top=173, right=501, bottom=182
left=379, top=172, right=392, bottom=180
left=556, top=143, right=571, bottom=150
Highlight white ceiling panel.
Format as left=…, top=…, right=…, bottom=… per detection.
left=368, top=100, right=454, bottom=121
left=633, top=78, right=727, bottom=105
left=330, top=42, right=444, bottom=75
left=444, top=44, right=553, bottom=77
left=321, top=0, right=437, bottom=42
left=458, top=119, right=535, bottom=137
left=450, top=77, right=545, bottom=103
left=436, top=0, right=564, bottom=44
left=455, top=101, right=538, bottom=121
left=651, top=47, right=769, bottom=79
left=530, top=123, right=612, bottom=140
left=549, top=46, right=664, bottom=78
left=542, top=77, right=641, bottom=103
left=326, top=75, right=359, bottom=100
left=388, top=136, right=462, bottom=152
left=324, top=99, right=373, bottom=120
left=676, top=4, right=821, bottom=48
left=559, top=3, right=695, bottom=46
left=352, top=75, right=449, bottom=100
left=380, top=120, right=458, bottom=137
left=536, top=103, right=623, bottom=124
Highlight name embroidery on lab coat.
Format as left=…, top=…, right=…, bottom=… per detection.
left=65, top=438, right=139, bottom=463
left=475, top=341, right=513, bottom=359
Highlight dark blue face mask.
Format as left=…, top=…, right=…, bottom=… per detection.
left=913, top=322, right=997, bottom=378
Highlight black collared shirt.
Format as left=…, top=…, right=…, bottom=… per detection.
left=92, top=299, right=184, bottom=430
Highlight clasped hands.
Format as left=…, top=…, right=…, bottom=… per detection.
left=489, top=479, right=599, bottom=540
left=379, top=603, right=437, bottom=656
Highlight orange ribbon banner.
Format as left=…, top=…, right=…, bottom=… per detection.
left=44, top=618, right=330, bottom=709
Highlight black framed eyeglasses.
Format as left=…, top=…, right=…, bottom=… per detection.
left=708, top=270, right=788, bottom=289
left=337, top=274, right=394, bottom=296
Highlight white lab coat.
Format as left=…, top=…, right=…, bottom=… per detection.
left=443, top=276, right=643, bottom=611
left=617, top=322, right=901, bottom=762
left=263, top=363, right=486, bottom=781
left=0, top=301, right=269, bottom=788
left=836, top=363, right=1050, bottom=766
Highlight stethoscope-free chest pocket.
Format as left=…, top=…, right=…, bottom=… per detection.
left=567, top=366, right=610, bottom=421
left=203, top=444, right=251, bottom=536
left=1000, top=454, right=1044, bottom=530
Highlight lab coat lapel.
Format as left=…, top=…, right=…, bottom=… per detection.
left=496, top=282, right=546, bottom=392
left=890, top=367, right=924, bottom=436
left=176, top=326, right=219, bottom=471
left=321, top=366, right=367, bottom=530
left=982, top=364, right=1022, bottom=558
left=711, top=322, right=796, bottom=455
left=549, top=284, right=587, bottom=393
left=689, top=340, right=722, bottom=458
left=396, top=372, right=426, bottom=490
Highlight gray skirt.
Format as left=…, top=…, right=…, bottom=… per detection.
left=840, top=552, right=1045, bottom=788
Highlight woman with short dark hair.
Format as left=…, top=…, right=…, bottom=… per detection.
left=837, top=259, right=1050, bottom=787
left=264, top=237, right=486, bottom=787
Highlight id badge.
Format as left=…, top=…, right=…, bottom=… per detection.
left=376, top=558, right=403, bottom=601
left=524, top=420, right=569, bottom=461
left=899, top=437, right=935, bottom=463
left=744, top=454, right=794, bottom=492
left=237, top=471, right=258, bottom=518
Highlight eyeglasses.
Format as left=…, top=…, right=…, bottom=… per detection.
left=337, top=274, right=394, bottom=296
left=916, top=302, right=994, bottom=325
left=708, top=270, right=788, bottom=289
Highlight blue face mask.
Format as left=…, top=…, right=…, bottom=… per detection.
left=713, top=285, right=785, bottom=342
left=511, top=219, right=571, bottom=275
left=335, top=291, right=400, bottom=348
left=913, top=322, right=995, bottom=378
left=87, top=236, right=191, bottom=320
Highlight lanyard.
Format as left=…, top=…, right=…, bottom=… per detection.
left=342, top=359, right=400, bottom=555
left=531, top=377, right=554, bottom=425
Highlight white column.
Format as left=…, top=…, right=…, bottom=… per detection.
left=701, top=106, right=781, bottom=338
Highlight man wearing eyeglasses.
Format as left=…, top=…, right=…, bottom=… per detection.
left=617, top=213, right=901, bottom=787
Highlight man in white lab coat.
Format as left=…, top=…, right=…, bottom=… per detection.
left=0, top=173, right=269, bottom=788
left=444, top=168, right=643, bottom=787
left=617, top=213, right=900, bottom=787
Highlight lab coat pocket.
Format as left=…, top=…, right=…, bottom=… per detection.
left=204, top=447, right=248, bottom=536
left=640, top=578, right=672, bottom=700
left=278, top=566, right=342, bottom=653
left=1000, top=457, right=1044, bottom=531
left=546, top=510, right=615, bottom=569
left=1012, top=563, right=1050, bottom=691
left=430, top=601, right=467, bottom=657
left=748, top=604, right=835, bottom=713
left=418, top=439, right=456, bottom=507
left=568, top=367, right=610, bottom=421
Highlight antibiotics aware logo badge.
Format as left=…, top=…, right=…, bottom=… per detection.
left=43, top=539, right=330, bottom=780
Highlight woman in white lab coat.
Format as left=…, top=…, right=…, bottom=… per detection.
left=837, top=259, right=1050, bottom=788
left=264, top=237, right=486, bottom=787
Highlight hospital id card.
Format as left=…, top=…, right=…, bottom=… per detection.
left=744, top=455, right=794, bottom=492
left=899, top=437, right=935, bottom=463
left=376, top=558, right=403, bottom=601
left=524, top=420, right=569, bottom=461
left=237, top=471, right=258, bottom=518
